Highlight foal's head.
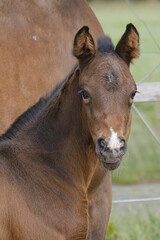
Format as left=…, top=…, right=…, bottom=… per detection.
left=73, top=24, right=139, bottom=170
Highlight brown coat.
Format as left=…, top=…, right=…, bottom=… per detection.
left=0, top=1, right=112, bottom=239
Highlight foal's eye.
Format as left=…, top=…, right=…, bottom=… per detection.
left=129, top=90, right=137, bottom=105
left=130, top=91, right=137, bottom=100
left=82, top=90, right=90, bottom=100
left=78, top=89, right=90, bottom=103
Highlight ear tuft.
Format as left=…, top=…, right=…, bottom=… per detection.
left=79, top=26, right=89, bottom=34
left=126, top=23, right=138, bottom=34
left=115, top=23, right=139, bottom=66
left=73, top=26, right=96, bottom=61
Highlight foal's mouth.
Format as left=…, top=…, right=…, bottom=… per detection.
left=97, top=153, right=123, bottom=171
left=95, top=137, right=127, bottom=171
left=101, top=160, right=121, bottom=171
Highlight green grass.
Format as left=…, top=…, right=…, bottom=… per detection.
left=106, top=210, right=160, bottom=240
left=113, top=112, right=160, bottom=184
left=89, top=0, right=160, bottom=184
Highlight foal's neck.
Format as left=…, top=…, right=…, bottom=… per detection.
left=32, top=70, right=98, bottom=189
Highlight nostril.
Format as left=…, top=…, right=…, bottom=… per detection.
left=120, top=138, right=126, bottom=149
left=100, top=139, right=106, bottom=148
left=97, top=138, right=107, bottom=152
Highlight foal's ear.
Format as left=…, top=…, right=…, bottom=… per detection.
left=73, top=26, right=96, bottom=64
left=115, top=23, right=139, bottom=66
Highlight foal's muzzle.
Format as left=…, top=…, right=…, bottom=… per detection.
left=96, top=137, right=127, bottom=170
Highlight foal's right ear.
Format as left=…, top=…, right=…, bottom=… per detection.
left=115, top=23, right=139, bottom=66
left=73, top=26, right=96, bottom=65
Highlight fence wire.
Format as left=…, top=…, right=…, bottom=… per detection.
left=112, top=0, right=160, bottom=205
left=125, top=0, right=160, bottom=51
left=133, top=105, right=160, bottom=145
left=137, top=62, right=160, bottom=85
left=113, top=197, right=160, bottom=204
left=125, top=0, right=160, bottom=146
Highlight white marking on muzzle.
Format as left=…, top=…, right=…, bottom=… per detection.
left=108, top=128, right=121, bottom=150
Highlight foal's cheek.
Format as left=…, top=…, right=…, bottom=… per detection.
left=83, top=105, right=96, bottom=141
left=125, top=112, right=132, bottom=141
left=87, top=120, right=98, bottom=143
left=85, top=105, right=92, bottom=120
left=87, top=116, right=99, bottom=144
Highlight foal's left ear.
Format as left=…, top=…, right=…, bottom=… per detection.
left=73, top=26, right=96, bottom=65
left=115, top=23, right=139, bottom=66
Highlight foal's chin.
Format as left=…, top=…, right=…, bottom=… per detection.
left=98, top=154, right=122, bottom=171
left=101, top=159, right=121, bottom=170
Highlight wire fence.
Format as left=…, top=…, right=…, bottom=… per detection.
left=126, top=0, right=160, bottom=146
left=125, top=0, right=160, bottom=146
left=113, top=197, right=160, bottom=204
left=125, top=0, right=160, bottom=51
left=113, top=0, right=160, bottom=204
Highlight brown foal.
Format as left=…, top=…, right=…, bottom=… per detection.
left=0, top=24, right=139, bottom=239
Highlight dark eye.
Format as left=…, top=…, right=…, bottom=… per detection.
left=82, top=90, right=90, bottom=100
left=78, top=89, right=90, bottom=103
left=130, top=91, right=137, bottom=100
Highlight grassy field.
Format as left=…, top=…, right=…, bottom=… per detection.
left=89, top=1, right=160, bottom=239
left=106, top=210, right=160, bottom=240
left=89, top=0, right=160, bottom=184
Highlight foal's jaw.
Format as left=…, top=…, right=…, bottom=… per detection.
left=95, top=128, right=127, bottom=170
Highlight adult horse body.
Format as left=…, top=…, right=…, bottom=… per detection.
left=0, top=0, right=103, bottom=134
left=0, top=25, right=139, bottom=239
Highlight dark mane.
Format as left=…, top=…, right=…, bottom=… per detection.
left=0, top=36, right=114, bottom=142
left=97, top=36, right=114, bottom=53
left=0, top=79, right=67, bottom=142
left=0, top=63, right=79, bottom=142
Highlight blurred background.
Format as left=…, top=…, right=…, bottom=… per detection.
left=88, top=0, right=160, bottom=239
